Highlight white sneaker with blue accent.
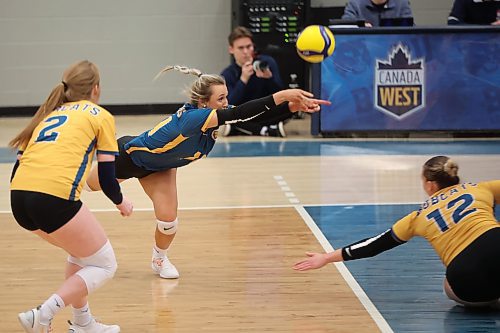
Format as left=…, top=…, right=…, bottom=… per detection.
left=67, top=318, right=120, bottom=333
left=18, top=306, right=51, bottom=333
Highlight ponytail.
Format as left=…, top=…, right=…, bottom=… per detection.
left=154, top=65, right=225, bottom=106
left=9, top=83, right=66, bottom=149
left=154, top=65, right=202, bottom=81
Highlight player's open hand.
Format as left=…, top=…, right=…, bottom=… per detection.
left=293, top=252, right=329, bottom=271
left=289, top=98, right=331, bottom=113
left=276, top=89, right=330, bottom=113
left=116, top=196, right=133, bottom=217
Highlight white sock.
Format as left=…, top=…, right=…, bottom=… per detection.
left=153, top=244, right=167, bottom=258
left=39, top=294, right=65, bottom=325
left=260, top=126, right=268, bottom=136
left=72, top=302, right=92, bottom=326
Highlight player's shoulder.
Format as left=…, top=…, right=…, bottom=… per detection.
left=476, top=180, right=500, bottom=191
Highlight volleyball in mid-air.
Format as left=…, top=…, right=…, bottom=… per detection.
left=296, top=25, right=335, bottom=63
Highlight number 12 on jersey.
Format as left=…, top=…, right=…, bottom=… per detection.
left=426, top=193, right=477, bottom=233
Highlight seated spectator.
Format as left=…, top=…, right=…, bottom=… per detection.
left=448, top=0, right=500, bottom=25
left=342, top=0, right=413, bottom=27
left=220, top=26, right=293, bottom=137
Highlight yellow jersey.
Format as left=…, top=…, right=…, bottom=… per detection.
left=392, top=181, right=500, bottom=266
left=11, top=100, right=118, bottom=201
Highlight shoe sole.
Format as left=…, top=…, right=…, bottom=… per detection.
left=278, top=122, right=286, bottom=137
left=159, top=272, right=180, bottom=279
left=68, top=324, right=120, bottom=333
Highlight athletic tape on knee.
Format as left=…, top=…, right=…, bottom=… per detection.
left=73, top=240, right=118, bottom=294
left=157, top=218, right=178, bottom=235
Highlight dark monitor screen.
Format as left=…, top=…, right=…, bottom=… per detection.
left=328, top=19, right=366, bottom=27
left=379, top=17, right=414, bottom=27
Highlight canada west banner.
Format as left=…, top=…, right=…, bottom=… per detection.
left=318, top=32, right=500, bottom=131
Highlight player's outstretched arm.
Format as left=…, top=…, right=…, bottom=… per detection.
left=211, top=89, right=330, bottom=128
left=294, top=229, right=404, bottom=271
left=293, top=250, right=342, bottom=271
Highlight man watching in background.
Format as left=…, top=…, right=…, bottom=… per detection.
left=220, top=26, right=292, bottom=137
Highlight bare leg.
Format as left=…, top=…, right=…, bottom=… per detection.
left=33, top=204, right=108, bottom=306
left=139, top=169, right=178, bottom=249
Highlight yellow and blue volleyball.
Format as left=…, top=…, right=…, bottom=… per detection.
left=296, top=25, right=335, bottom=63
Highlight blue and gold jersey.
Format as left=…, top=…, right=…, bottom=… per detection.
left=392, top=181, right=500, bottom=266
left=125, top=104, right=218, bottom=171
left=11, top=100, right=118, bottom=201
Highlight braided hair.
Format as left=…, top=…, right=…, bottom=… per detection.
left=155, top=65, right=225, bottom=106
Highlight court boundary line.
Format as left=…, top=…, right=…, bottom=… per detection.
left=294, top=205, right=394, bottom=333
left=0, top=201, right=422, bottom=215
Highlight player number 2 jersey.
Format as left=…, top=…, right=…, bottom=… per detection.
left=10, top=100, right=118, bottom=201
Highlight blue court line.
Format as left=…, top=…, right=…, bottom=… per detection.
left=210, top=140, right=500, bottom=158
left=1, top=140, right=499, bottom=163
left=305, top=204, right=500, bottom=333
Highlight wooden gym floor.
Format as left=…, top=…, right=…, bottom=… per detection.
left=1, top=115, right=499, bottom=332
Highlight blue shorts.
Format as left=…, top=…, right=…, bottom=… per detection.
left=115, top=136, right=155, bottom=179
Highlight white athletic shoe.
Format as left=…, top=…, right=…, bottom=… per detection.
left=152, top=255, right=180, bottom=279
left=18, top=306, right=52, bottom=333
left=67, top=318, right=120, bottom=333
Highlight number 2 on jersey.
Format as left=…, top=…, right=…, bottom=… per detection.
left=35, top=115, right=68, bottom=142
left=426, top=193, right=477, bottom=232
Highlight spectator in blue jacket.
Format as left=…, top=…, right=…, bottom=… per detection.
left=448, top=0, right=500, bottom=25
left=342, top=0, right=413, bottom=27
left=220, top=26, right=292, bottom=137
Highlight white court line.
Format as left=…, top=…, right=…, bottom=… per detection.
left=273, top=175, right=301, bottom=204
left=0, top=201, right=423, bottom=215
left=295, top=205, right=394, bottom=333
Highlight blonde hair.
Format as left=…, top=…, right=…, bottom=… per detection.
left=155, top=65, right=226, bottom=106
left=423, top=156, right=460, bottom=189
left=9, top=60, right=100, bottom=149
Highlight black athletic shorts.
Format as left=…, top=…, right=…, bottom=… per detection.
left=446, top=227, right=500, bottom=302
left=10, top=190, right=83, bottom=234
left=115, top=136, right=155, bottom=179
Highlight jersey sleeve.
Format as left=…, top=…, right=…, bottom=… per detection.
left=178, top=108, right=216, bottom=136
left=480, top=180, right=500, bottom=205
left=391, top=211, right=418, bottom=242
left=96, top=111, right=119, bottom=155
